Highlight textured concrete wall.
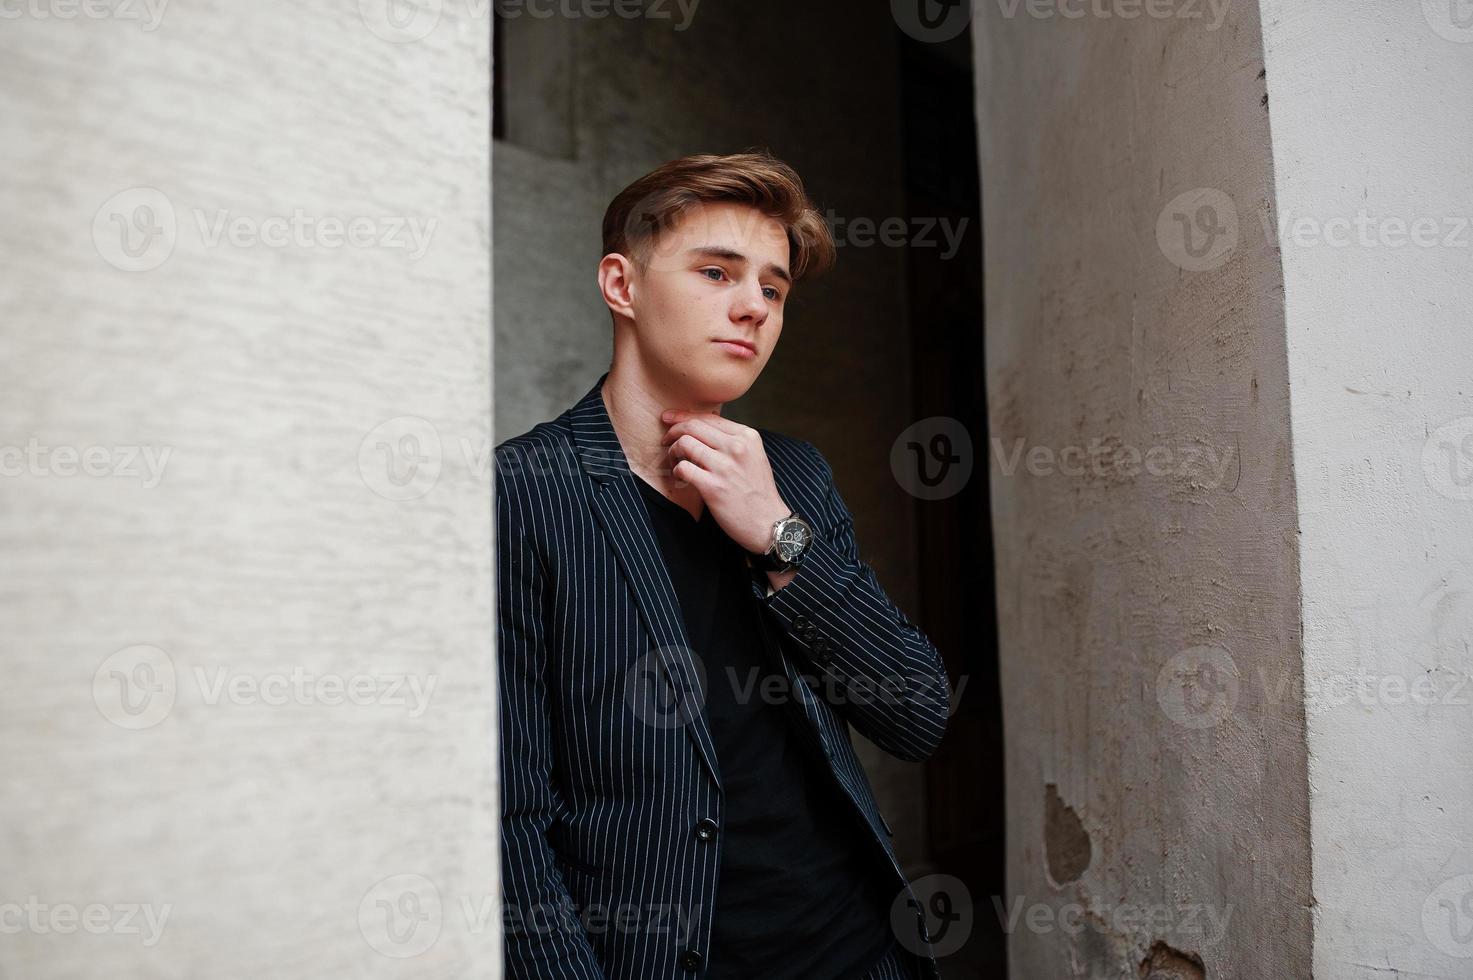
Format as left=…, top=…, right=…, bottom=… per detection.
left=0, top=3, right=495, bottom=976
left=973, top=1, right=1313, bottom=976
left=1259, top=2, right=1473, bottom=976
left=493, top=1, right=936, bottom=870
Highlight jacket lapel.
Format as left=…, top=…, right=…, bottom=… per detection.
left=564, top=372, right=724, bottom=790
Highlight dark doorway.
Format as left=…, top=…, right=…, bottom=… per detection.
left=898, top=23, right=1008, bottom=979
left=492, top=3, right=1007, bottom=974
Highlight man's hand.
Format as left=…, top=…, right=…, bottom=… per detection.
left=660, top=409, right=792, bottom=557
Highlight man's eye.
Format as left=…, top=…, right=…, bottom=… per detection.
left=701, top=268, right=726, bottom=281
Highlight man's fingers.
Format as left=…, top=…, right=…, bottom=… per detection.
left=671, top=458, right=710, bottom=490
left=662, top=418, right=737, bottom=455
left=668, top=433, right=719, bottom=473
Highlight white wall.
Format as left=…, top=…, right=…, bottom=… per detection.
left=0, top=2, right=496, bottom=976
left=1260, top=1, right=1473, bottom=975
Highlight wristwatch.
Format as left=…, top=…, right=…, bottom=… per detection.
left=748, top=512, right=813, bottom=572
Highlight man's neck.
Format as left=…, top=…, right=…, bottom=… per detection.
left=600, top=363, right=721, bottom=491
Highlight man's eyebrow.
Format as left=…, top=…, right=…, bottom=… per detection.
left=688, top=246, right=792, bottom=286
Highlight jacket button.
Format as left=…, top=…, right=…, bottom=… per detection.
left=694, top=818, right=718, bottom=842
left=679, top=948, right=703, bottom=971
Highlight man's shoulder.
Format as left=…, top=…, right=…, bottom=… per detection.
left=494, top=418, right=572, bottom=460
left=493, top=419, right=580, bottom=495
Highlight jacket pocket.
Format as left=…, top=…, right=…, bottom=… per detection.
left=555, top=850, right=607, bottom=880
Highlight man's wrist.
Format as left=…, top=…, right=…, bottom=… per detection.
left=763, top=566, right=798, bottom=595
left=747, top=498, right=792, bottom=556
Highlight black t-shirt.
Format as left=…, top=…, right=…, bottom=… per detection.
left=633, top=475, right=898, bottom=980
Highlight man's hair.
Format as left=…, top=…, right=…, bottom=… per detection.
left=601, top=150, right=836, bottom=282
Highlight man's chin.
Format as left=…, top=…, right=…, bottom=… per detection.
left=686, top=359, right=761, bottom=405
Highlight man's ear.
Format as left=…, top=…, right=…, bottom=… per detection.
left=597, top=253, right=637, bottom=318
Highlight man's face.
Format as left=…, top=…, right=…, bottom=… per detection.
left=621, top=200, right=792, bottom=404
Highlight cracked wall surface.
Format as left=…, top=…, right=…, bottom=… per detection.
left=972, top=0, right=1314, bottom=975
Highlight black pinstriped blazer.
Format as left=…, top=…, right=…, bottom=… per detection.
left=497, top=372, right=950, bottom=980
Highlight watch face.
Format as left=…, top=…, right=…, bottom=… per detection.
left=774, top=518, right=811, bottom=562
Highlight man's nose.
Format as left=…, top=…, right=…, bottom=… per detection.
left=730, top=280, right=768, bottom=322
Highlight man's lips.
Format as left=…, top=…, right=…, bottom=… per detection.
left=713, top=338, right=757, bottom=356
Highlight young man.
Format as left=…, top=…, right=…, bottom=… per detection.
left=497, top=152, right=951, bottom=979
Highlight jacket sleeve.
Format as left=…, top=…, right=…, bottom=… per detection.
left=752, top=440, right=952, bottom=762
left=498, top=483, right=607, bottom=979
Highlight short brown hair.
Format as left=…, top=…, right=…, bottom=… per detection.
left=601, top=150, right=836, bottom=282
